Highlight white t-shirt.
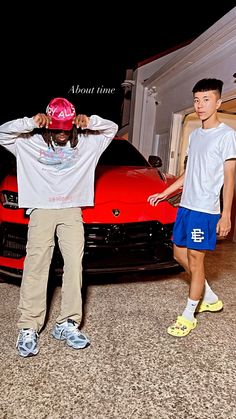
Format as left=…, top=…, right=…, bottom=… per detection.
left=0, top=115, right=118, bottom=209
left=180, top=123, right=236, bottom=214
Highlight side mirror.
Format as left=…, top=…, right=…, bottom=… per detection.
left=184, top=156, right=188, bottom=169
left=148, top=155, right=162, bottom=168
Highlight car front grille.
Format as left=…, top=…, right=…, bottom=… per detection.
left=83, top=221, right=175, bottom=271
left=85, top=221, right=172, bottom=246
left=0, top=223, right=28, bottom=258
left=0, top=221, right=176, bottom=273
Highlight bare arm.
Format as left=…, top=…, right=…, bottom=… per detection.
left=217, top=160, right=236, bottom=236
left=147, top=172, right=185, bottom=206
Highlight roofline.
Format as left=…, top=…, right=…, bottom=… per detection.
left=136, top=38, right=194, bottom=68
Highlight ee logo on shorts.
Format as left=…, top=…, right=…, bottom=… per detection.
left=191, top=228, right=205, bottom=243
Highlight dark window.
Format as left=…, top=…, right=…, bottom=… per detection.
left=98, top=139, right=150, bottom=167
left=0, top=147, right=16, bottom=180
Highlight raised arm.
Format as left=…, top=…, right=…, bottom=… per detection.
left=0, top=117, right=36, bottom=144
left=74, top=114, right=118, bottom=140
left=0, top=114, right=52, bottom=152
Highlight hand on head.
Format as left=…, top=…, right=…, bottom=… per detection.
left=34, top=113, right=51, bottom=129
left=33, top=112, right=90, bottom=130
left=74, top=114, right=90, bottom=129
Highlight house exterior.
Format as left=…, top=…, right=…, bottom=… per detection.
left=119, top=7, right=236, bottom=240
left=121, top=7, right=236, bottom=175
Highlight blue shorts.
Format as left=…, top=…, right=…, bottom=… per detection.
left=173, top=207, right=220, bottom=250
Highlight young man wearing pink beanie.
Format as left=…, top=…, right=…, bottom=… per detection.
left=0, top=97, right=118, bottom=357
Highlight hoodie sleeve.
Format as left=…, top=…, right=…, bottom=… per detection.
left=87, top=115, right=118, bottom=140
left=0, top=117, right=37, bottom=145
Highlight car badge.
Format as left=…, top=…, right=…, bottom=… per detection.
left=112, top=209, right=120, bottom=217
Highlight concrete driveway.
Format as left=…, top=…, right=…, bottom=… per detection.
left=0, top=241, right=236, bottom=419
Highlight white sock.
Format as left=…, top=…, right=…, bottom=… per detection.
left=182, top=298, right=199, bottom=321
left=202, top=279, right=218, bottom=304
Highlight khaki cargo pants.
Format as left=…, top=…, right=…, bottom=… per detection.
left=17, top=208, right=84, bottom=332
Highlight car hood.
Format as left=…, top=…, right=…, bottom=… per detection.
left=83, top=166, right=178, bottom=224
left=0, top=174, right=18, bottom=191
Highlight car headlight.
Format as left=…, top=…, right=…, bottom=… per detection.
left=167, top=192, right=182, bottom=207
left=0, top=190, right=19, bottom=209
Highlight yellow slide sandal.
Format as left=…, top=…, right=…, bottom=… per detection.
left=196, top=299, right=223, bottom=313
left=167, top=315, right=197, bottom=337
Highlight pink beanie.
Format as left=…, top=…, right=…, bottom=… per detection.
left=46, top=97, right=76, bottom=130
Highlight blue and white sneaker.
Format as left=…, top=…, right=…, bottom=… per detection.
left=16, top=329, right=39, bottom=357
left=51, top=319, right=90, bottom=349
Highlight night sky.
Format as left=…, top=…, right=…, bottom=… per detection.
left=1, top=4, right=235, bottom=127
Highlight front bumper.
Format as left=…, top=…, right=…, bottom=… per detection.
left=0, top=221, right=179, bottom=277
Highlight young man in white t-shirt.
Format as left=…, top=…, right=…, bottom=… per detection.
left=0, top=97, right=118, bottom=356
left=148, top=78, right=236, bottom=337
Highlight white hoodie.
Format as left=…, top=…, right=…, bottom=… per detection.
left=0, top=115, right=118, bottom=208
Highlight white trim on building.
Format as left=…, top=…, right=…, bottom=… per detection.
left=126, top=7, right=236, bottom=174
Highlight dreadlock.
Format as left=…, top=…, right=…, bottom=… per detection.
left=41, top=126, right=79, bottom=150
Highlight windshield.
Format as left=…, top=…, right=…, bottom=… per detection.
left=0, top=139, right=150, bottom=181
left=98, top=139, right=150, bottom=167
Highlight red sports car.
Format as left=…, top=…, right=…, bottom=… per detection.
left=0, top=138, right=181, bottom=278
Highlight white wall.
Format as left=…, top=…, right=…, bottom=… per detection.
left=130, top=7, right=236, bottom=169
